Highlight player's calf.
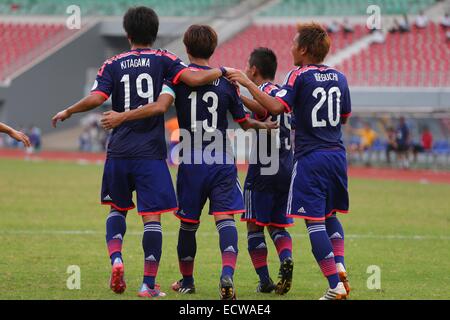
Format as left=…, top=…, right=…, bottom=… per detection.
left=269, top=228, right=294, bottom=295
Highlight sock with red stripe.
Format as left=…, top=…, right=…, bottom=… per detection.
left=142, top=222, right=162, bottom=289
left=325, top=215, right=345, bottom=268
left=105, top=209, right=127, bottom=265
left=177, top=222, right=199, bottom=286
left=216, top=219, right=238, bottom=279
left=306, top=222, right=340, bottom=289
left=269, top=229, right=293, bottom=262
left=247, top=231, right=270, bottom=282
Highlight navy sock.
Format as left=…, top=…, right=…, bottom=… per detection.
left=325, top=215, right=345, bottom=267
left=216, top=219, right=238, bottom=279
left=269, top=229, right=293, bottom=262
left=247, top=231, right=270, bottom=282
left=142, top=222, right=162, bottom=289
left=306, top=222, right=340, bottom=289
left=105, top=209, right=127, bottom=265
left=177, top=222, right=199, bottom=286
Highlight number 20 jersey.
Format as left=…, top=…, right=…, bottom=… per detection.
left=275, top=64, right=352, bottom=158
left=91, top=48, right=187, bottom=159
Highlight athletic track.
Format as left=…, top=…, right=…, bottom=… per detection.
left=1, top=149, right=450, bottom=184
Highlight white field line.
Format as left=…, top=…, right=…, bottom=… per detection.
left=0, top=230, right=449, bottom=241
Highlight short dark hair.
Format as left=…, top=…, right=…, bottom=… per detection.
left=183, top=25, right=218, bottom=59
left=249, top=47, right=277, bottom=80
left=123, top=6, right=159, bottom=46
left=296, top=22, right=331, bottom=63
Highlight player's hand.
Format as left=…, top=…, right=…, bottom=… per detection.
left=226, top=69, right=252, bottom=87
left=9, top=130, right=31, bottom=148
left=264, top=118, right=279, bottom=131
left=101, top=111, right=125, bottom=130
left=52, top=109, right=71, bottom=128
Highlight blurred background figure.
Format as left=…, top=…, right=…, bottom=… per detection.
left=349, top=122, right=377, bottom=166
left=396, top=117, right=411, bottom=168
left=412, top=126, right=433, bottom=163
left=165, top=116, right=180, bottom=165
left=415, top=10, right=429, bottom=29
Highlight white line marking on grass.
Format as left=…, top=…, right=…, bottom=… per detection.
left=1, top=230, right=450, bottom=240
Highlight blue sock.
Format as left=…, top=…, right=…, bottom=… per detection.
left=247, top=231, right=270, bottom=282
left=269, top=229, right=293, bottom=262
left=142, top=222, right=162, bottom=289
left=306, top=222, right=340, bottom=289
left=325, top=215, right=345, bottom=267
left=105, top=209, right=127, bottom=265
left=177, top=222, right=199, bottom=286
left=216, top=219, right=238, bottom=279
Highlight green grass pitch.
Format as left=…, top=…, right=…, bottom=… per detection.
left=0, top=158, right=449, bottom=300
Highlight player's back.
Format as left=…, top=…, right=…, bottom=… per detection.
left=278, top=64, right=351, bottom=158
left=171, top=64, right=247, bottom=158
left=92, top=48, right=186, bottom=159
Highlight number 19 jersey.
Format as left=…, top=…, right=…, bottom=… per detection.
left=275, top=64, right=352, bottom=158
left=91, top=48, right=187, bottom=159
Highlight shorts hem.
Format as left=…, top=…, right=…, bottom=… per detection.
left=173, top=212, right=201, bottom=224
left=240, top=218, right=294, bottom=228
left=139, top=207, right=178, bottom=216
left=212, top=210, right=246, bottom=216
left=101, top=202, right=135, bottom=211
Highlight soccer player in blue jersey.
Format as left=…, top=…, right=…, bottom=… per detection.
left=238, top=48, right=294, bottom=295
left=101, top=25, right=278, bottom=300
left=228, top=23, right=352, bottom=300
left=0, top=122, right=31, bottom=148
left=51, top=7, right=228, bottom=298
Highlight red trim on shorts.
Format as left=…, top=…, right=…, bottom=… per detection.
left=234, top=114, right=250, bottom=123
left=326, top=209, right=349, bottom=217
left=212, top=209, right=246, bottom=216
left=275, top=97, right=292, bottom=113
left=240, top=218, right=294, bottom=228
left=173, top=212, right=200, bottom=224
left=172, top=68, right=189, bottom=85
left=101, top=202, right=135, bottom=211
left=341, top=112, right=352, bottom=118
left=139, top=207, right=178, bottom=216
left=91, top=91, right=109, bottom=100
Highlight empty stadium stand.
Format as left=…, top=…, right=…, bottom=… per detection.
left=259, top=0, right=436, bottom=16
left=0, top=0, right=241, bottom=16
left=211, top=23, right=367, bottom=83
left=338, top=23, right=450, bottom=87
left=0, top=22, right=77, bottom=81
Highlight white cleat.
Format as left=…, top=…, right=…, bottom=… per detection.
left=319, top=282, right=348, bottom=300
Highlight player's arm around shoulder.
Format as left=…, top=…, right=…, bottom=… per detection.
left=177, top=66, right=225, bottom=87
left=101, top=90, right=175, bottom=130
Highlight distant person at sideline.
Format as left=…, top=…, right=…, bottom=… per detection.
left=415, top=11, right=429, bottom=29
left=441, top=13, right=450, bottom=29
left=0, top=122, right=31, bottom=148
left=412, top=126, right=433, bottom=163
left=395, top=117, right=411, bottom=168
left=385, top=126, right=397, bottom=164
left=350, top=122, right=377, bottom=166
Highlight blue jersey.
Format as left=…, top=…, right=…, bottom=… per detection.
left=245, top=82, right=293, bottom=193
left=275, top=64, right=352, bottom=158
left=165, top=64, right=248, bottom=157
left=91, top=48, right=187, bottom=159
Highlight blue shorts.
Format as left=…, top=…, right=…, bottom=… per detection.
left=175, top=162, right=245, bottom=224
left=101, top=158, right=178, bottom=215
left=242, top=188, right=294, bottom=228
left=287, top=150, right=349, bottom=221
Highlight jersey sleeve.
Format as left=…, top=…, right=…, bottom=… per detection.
left=341, top=83, right=352, bottom=119
left=274, top=69, right=299, bottom=113
left=228, top=84, right=249, bottom=123
left=160, top=80, right=177, bottom=99
left=90, top=61, right=114, bottom=100
left=161, top=50, right=188, bottom=85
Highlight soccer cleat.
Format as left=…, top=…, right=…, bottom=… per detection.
left=256, top=278, right=276, bottom=293
left=171, top=279, right=196, bottom=294
left=336, top=263, right=351, bottom=295
left=138, top=283, right=166, bottom=298
left=219, top=275, right=236, bottom=300
left=275, top=257, right=294, bottom=295
left=319, top=282, right=348, bottom=300
left=109, top=258, right=126, bottom=294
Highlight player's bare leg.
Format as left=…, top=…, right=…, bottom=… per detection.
left=106, top=208, right=127, bottom=294
left=215, top=214, right=238, bottom=300
left=138, top=214, right=166, bottom=298
left=246, top=222, right=275, bottom=293
left=268, top=226, right=293, bottom=295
